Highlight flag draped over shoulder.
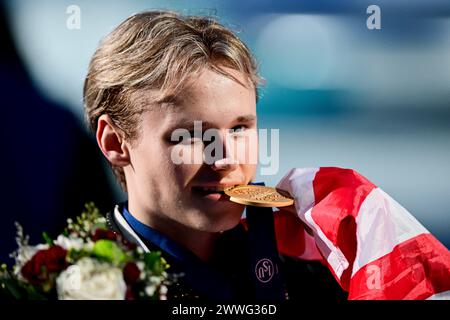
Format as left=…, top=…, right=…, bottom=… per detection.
left=274, top=167, right=450, bottom=300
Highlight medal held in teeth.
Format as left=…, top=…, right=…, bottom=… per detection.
left=224, top=185, right=294, bottom=207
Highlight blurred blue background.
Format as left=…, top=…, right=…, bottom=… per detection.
left=2, top=0, right=449, bottom=251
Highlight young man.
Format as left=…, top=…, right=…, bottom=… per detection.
left=85, top=10, right=450, bottom=301
left=84, top=10, right=345, bottom=300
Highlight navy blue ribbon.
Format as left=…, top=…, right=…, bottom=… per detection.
left=246, top=182, right=285, bottom=300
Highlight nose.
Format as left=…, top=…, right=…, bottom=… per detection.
left=209, top=131, right=239, bottom=172
left=211, top=157, right=238, bottom=172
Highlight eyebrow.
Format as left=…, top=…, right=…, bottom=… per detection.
left=167, top=114, right=256, bottom=132
left=157, top=94, right=179, bottom=105
left=234, top=115, right=257, bottom=123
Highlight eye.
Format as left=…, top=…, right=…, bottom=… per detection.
left=166, top=130, right=203, bottom=145
left=229, top=125, right=247, bottom=134
left=187, top=130, right=204, bottom=144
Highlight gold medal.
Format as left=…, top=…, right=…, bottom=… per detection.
left=224, top=185, right=294, bottom=207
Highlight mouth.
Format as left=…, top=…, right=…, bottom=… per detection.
left=191, top=185, right=238, bottom=201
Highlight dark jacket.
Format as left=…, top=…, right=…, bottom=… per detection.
left=106, top=204, right=348, bottom=301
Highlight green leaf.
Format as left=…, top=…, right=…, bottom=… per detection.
left=93, top=240, right=126, bottom=265
left=42, top=232, right=54, bottom=246
left=144, top=252, right=168, bottom=275
left=1, top=277, right=24, bottom=299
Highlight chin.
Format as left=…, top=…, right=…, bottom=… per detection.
left=191, top=206, right=245, bottom=233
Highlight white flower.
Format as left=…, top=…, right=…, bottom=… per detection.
left=54, top=235, right=84, bottom=251
left=95, top=217, right=106, bottom=224
left=56, top=257, right=126, bottom=300
left=160, top=285, right=168, bottom=295
left=83, top=239, right=95, bottom=251
left=10, top=222, right=49, bottom=276
left=136, top=261, right=145, bottom=271
left=160, top=285, right=168, bottom=300
left=145, top=285, right=156, bottom=296
left=13, top=244, right=49, bottom=277
left=150, top=275, right=162, bottom=285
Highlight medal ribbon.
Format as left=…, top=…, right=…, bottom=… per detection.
left=246, top=182, right=285, bottom=300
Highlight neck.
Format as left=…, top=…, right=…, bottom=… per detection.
left=127, top=202, right=219, bottom=262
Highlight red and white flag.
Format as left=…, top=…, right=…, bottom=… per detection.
left=274, top=167, right=450, bottom=300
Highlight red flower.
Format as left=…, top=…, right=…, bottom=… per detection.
left=122, top=239, right=137, bottom=251
left=123, top=262, right=141, bottom=285
left=91, top=228, right=117, bottom=242
left=125, top=286, right=135, bottom=300
left=21, top=246, right=68, bottom=286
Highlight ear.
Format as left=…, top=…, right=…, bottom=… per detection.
left=96, top=114, right=131, bottom=167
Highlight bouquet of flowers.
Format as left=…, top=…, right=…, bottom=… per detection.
left=0, top=203, right=171, bottom=300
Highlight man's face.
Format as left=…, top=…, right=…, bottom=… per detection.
left=125, top=67, right=258, bottom=233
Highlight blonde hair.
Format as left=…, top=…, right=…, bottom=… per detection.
left=84, top=10, right=263, bottom=191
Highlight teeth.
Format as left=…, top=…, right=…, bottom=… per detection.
left=196, top=185, right=235, bottom=192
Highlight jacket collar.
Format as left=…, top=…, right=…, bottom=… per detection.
left=106, top=203, right=150, bottom=253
